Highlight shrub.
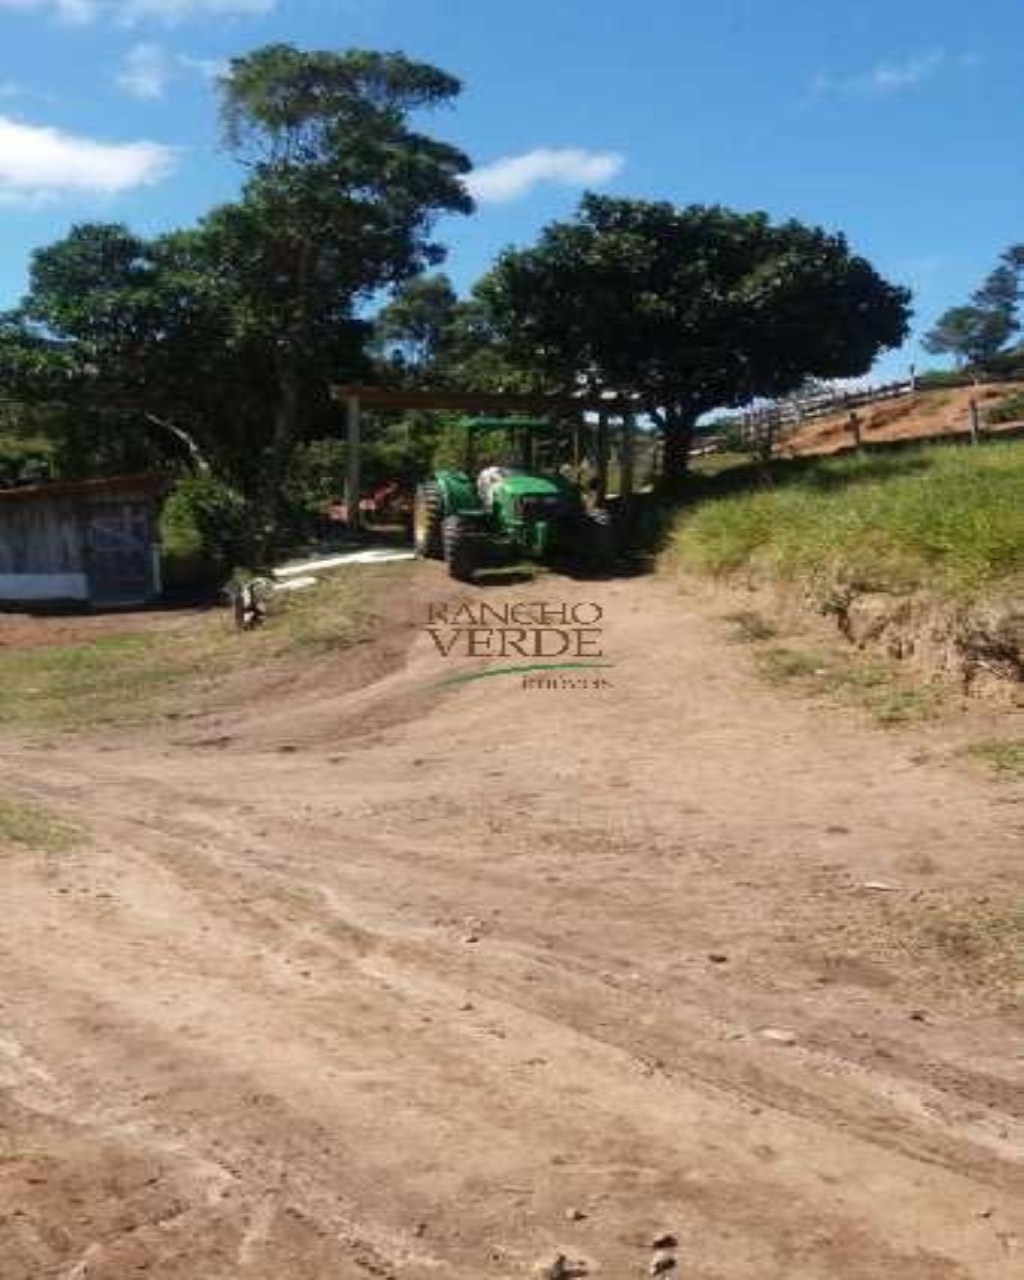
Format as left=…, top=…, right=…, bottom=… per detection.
left=160, top=475, right=250, bottom=587
left=986, top=392, right=1024, bottom=425
left=915, top=369, right=971, bottom=390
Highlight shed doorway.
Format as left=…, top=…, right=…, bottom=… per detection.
left=85, top=502, right=155, bottom=606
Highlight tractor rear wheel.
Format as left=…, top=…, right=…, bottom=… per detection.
left=413, top=481, right=444, bottom=559
left=443, top=515, right=485, bottom=583
left=579, top=507, right=615, bottom=564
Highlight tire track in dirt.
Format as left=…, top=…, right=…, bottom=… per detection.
left=3, top=566, right=1024, bottom=1275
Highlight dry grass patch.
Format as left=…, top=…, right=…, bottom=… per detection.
left=966, top=737, right=1024, bottom=777
left=0, top=565, right=399, bottom=732
left=0, top=794, right=81, bottom=852
left=753, top=644, right=942, bottom=726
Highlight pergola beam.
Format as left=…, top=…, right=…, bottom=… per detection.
left=330, top=383, right=640, bottom=529
left=330, top=384, right=638, bottom=416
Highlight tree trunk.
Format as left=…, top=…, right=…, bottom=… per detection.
left=658, top=405, right=698, bottom=494
left=251, top=239, right=316, bottom=563
left=250, top=356, right=301, bottom=563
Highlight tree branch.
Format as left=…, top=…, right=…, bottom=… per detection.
left=144, top=413, right=211, bottom=475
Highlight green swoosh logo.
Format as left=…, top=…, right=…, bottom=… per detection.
left=436, top=662, right=615, bottom=688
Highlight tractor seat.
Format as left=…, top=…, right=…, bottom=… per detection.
left=477, top=466, right=524, bottom=509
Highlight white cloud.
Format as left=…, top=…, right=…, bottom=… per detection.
left=116, top=42, right=172, bottom=98
left=116, top=0, right=271, bottom=25
left=0, top=0, right=98, bottom=23
left=177, top=52, right=226, bottom=78
left=0, top=113, right=174, bottom=201
left=0, top=0, right=270, bottom=23
left=466, top=147, right=625, bottom=204
left=811, top=49, right=980, bottom=98
left=115, top=43, right=226, bottom=98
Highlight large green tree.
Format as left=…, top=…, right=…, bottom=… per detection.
left=2, top=44, right=474, bottom=551
left=215, top=45, right=472, bottom=529
left=475, top=195, right=911, bottom=480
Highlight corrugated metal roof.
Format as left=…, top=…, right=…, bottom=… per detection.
left=0, top=475, right=169, bottom=504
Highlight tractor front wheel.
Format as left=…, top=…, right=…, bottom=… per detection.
left=443, top=515, right=485, bottom=583
left=413, top=481, right=444, bottom=559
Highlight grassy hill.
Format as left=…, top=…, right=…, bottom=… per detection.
left=672, top=440, right=1024, bottom=602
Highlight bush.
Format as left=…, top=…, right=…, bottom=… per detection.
left=980, top=345, right=1024, bottom=381
left=915, top=369, right=972, bottom=390
left=160, top=475, right=250, bottom=587
left=986, top=392, right=1024, bottom=425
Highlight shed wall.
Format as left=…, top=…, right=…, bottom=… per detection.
left=0, top=500, right=81, bottom=574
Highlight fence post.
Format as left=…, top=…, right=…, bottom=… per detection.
left=758, top=410, right=776, bottom=462
left=595, top=411, right=610, bottom=506
left=849, top=410, right=863, bottom=451
left=969, top=397, right=981, bottom=445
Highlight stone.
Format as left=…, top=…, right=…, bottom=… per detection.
left=759, top=1027, right=798, bottom=1046
left=535, top=1254, right=588, bottom=1279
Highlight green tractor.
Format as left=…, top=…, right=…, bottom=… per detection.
left=413, top=416, right=614, bottom=582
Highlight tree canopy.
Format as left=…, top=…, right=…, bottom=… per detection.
left=1, top=43, right=474, bottom=553
left=474, top=195, right=912, bottom=479
left=924, top=247, right=1024, bottom=373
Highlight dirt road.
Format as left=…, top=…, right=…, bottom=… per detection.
left=3, top=566, right=1024, bottom=1278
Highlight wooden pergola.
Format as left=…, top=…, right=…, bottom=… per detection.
left=329, top=384, right=640, bottom=528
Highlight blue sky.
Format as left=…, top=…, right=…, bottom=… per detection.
left=0, top=0, right=1020, bottom=380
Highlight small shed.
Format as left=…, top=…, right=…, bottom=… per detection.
left=0, top=475, right=167, bottom=608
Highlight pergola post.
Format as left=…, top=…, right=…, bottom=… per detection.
left=595, top=411, right=610, bottom=507
left=620, top=413, right=636, bottom=504
left=345, top=394, right=362, bottom=531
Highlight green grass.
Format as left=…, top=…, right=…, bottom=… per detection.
left=757, top=646, right=828, bottom=682
left=691, top=449, right=752, bottom=477
left=752, top=644, right=942, bottom=725
left=866, top=686, right=943, bottom=726
left=966, top=737, right=1024, bottom=777
left=0, top=794, right=81, bottom=852
left=722, top=609, right=778, bottom=642
left=669, top=441, right=1024, bottom=601
left=0, top=568, right=378, bottom=732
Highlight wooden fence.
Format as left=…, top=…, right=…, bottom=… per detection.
left=722, top=377, right=916, bottom=455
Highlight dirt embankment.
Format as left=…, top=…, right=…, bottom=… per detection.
left=780, top=383, right=1024, bottom=458
left=3, top=565, right=1024, bottom=1278
left=826, top=587, right=1024, bottom=700
left=737, top=578, right=1024, bottom=704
